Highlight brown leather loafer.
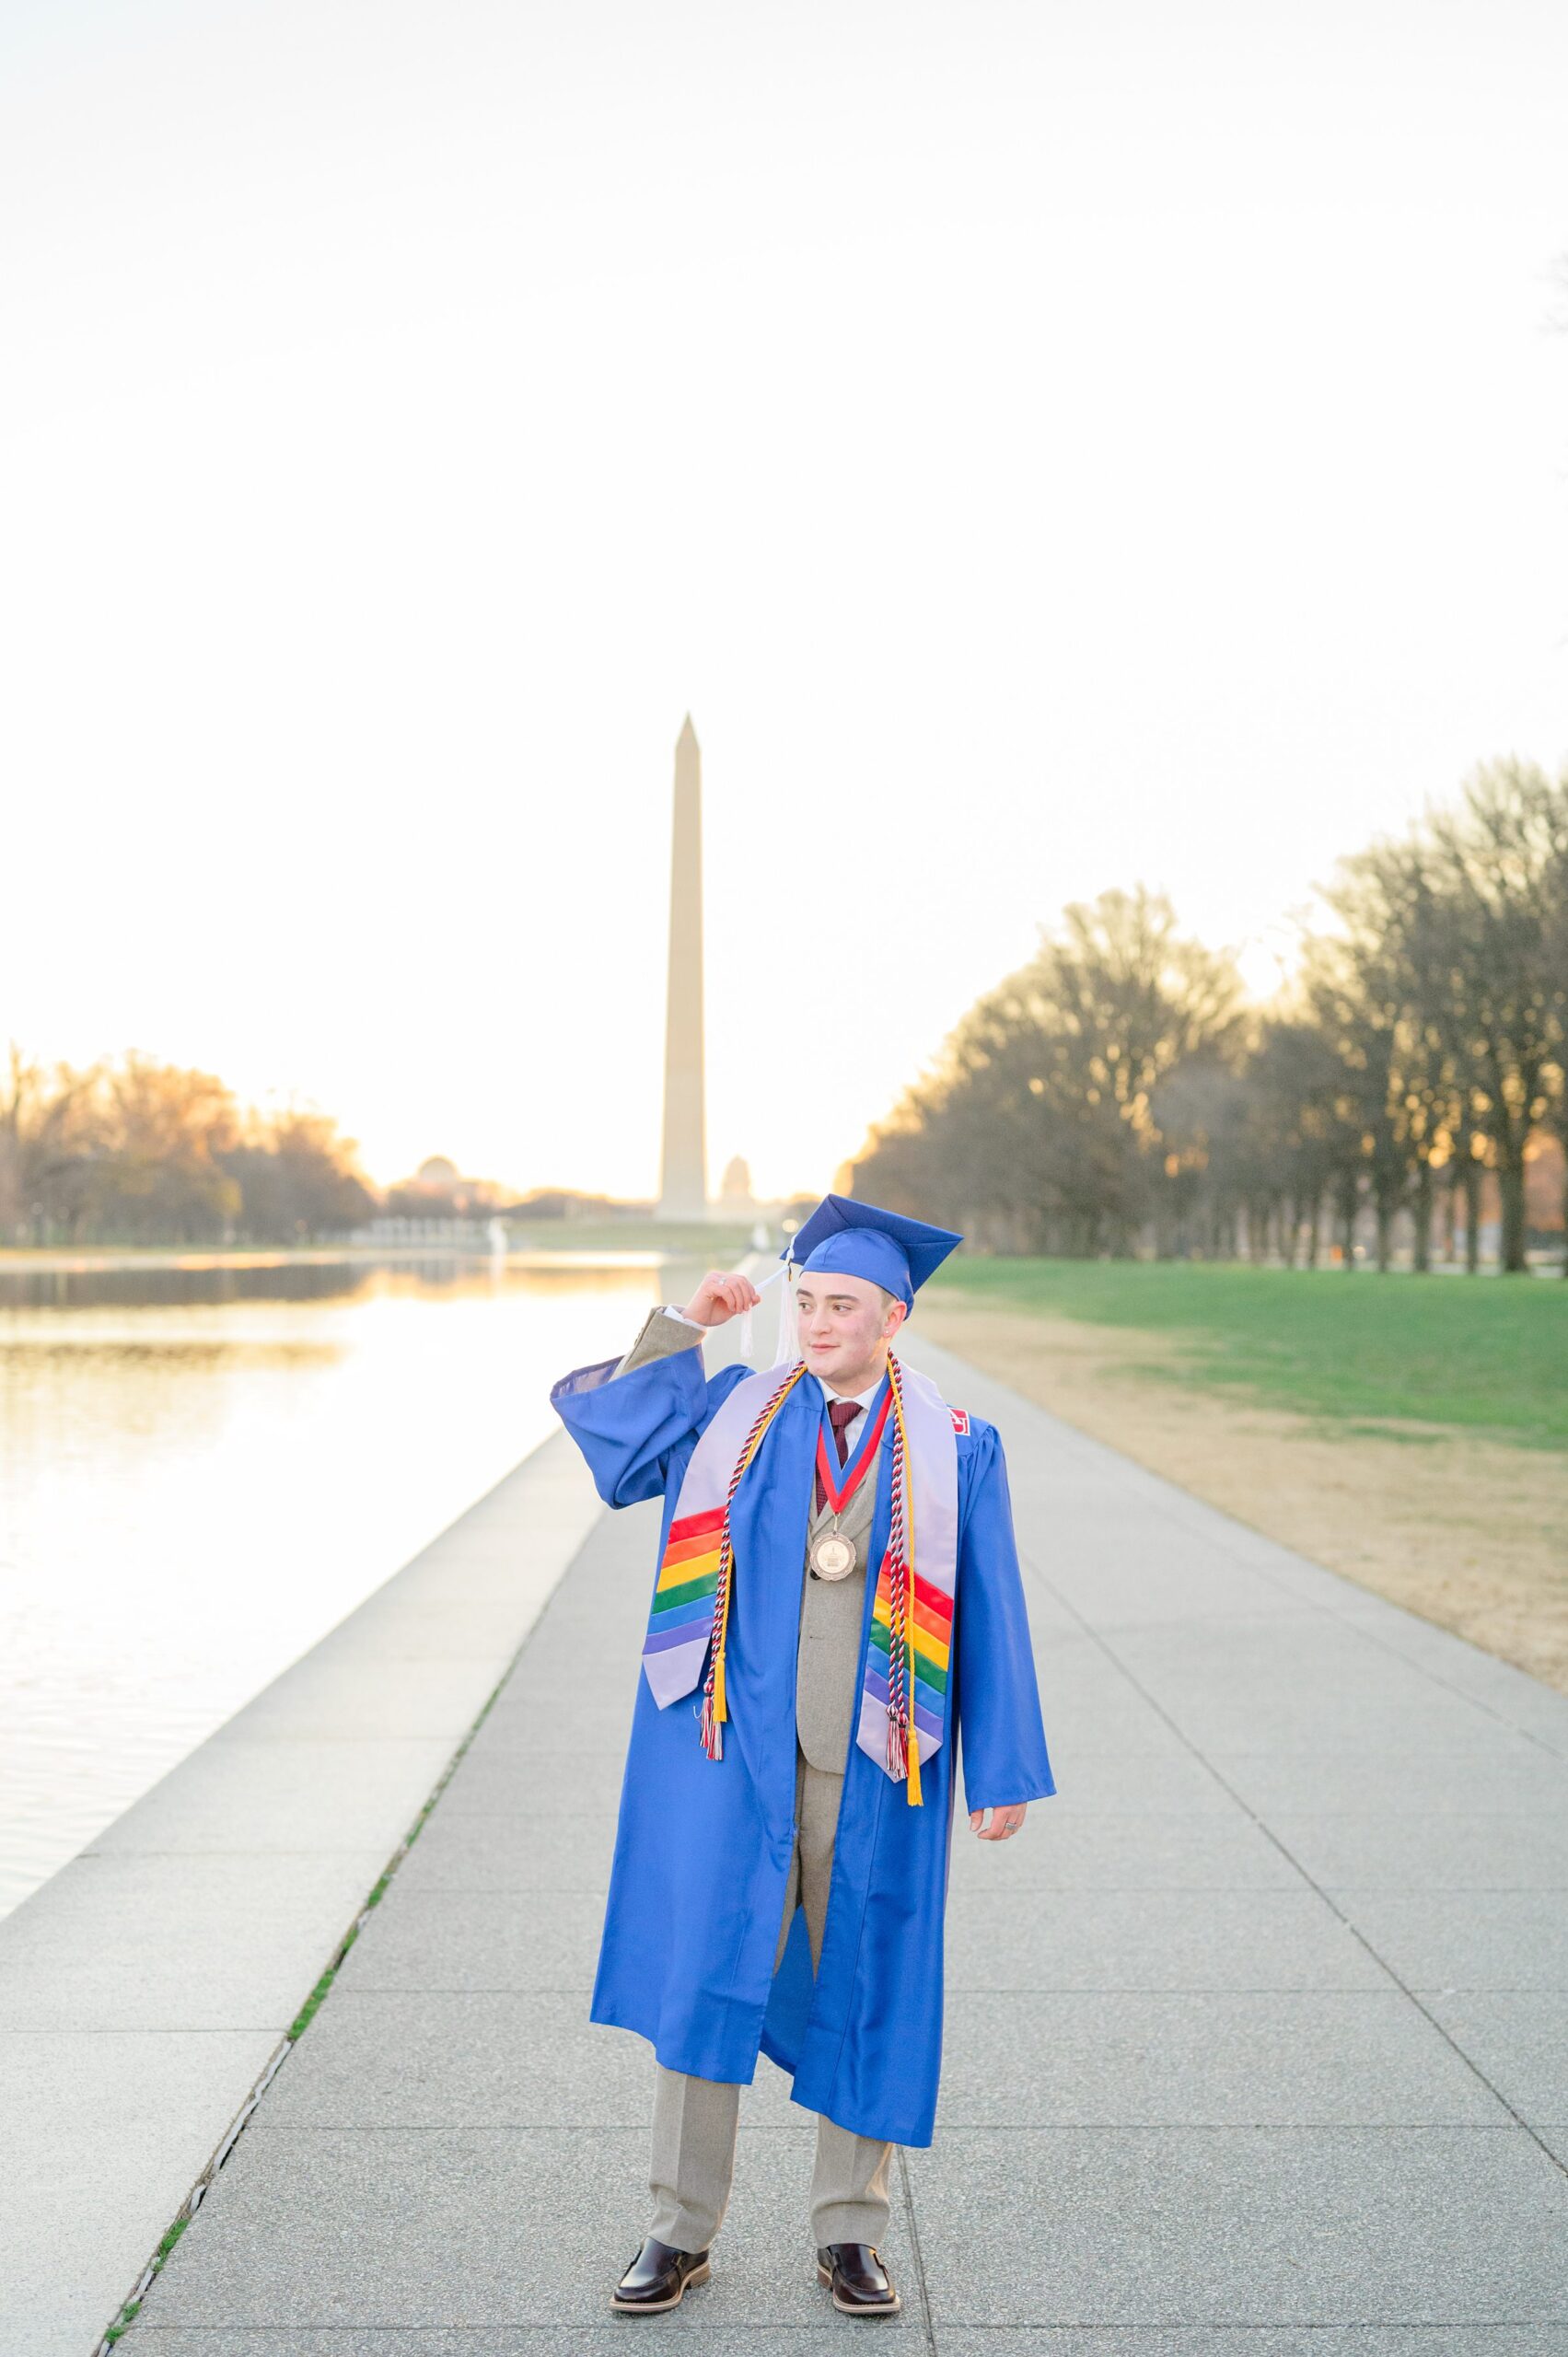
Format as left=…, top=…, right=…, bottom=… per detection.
left=610, top=2233, right=711, bottom=2312
left=816, top=2240, right=900, bottom=2314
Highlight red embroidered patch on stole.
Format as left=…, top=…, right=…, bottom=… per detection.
left=950, top=1407, right=970, bottom=1434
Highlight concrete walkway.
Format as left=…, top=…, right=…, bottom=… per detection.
left=119, top=1326, right=1568, bottom=2351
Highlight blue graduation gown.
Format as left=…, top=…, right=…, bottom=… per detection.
left=549, top=1337, right=1055, bottom=2148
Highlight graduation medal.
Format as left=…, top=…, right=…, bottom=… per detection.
left=809, top=1530, right=855, bottom=1580
left=809, top=1385, right=894, bottom=1581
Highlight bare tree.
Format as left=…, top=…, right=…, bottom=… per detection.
left=854, top=887, right=1244, bottom=1257
left=1423, top=760, right=1568, bottom=1273
left=0, top=1043, right=103, bottom=1243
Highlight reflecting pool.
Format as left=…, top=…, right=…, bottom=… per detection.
left=0, top=1253, right=704, bottom=1919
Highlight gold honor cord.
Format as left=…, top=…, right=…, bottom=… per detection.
left=886, top=1353, right=923, bottom=1806
left=700, top=1358, right=812, bottom=1758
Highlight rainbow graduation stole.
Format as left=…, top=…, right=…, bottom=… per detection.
left=638, top=1353, right=959, bottom=1805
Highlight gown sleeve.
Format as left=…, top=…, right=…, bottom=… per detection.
left=549, top=1322, right=750, bottom=1510
left=952, top=1421, right=1057, bottom=1814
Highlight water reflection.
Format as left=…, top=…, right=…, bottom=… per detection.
left=0, top=1254, right=705, bottom=1920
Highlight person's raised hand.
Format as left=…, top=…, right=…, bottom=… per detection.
left=679, top=1270, right=762, bottom=1329
left=969, top=1802, right=1028, bottom=1840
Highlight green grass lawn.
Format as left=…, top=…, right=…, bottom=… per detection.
left=925, top=1258, right=1568, bottom=1452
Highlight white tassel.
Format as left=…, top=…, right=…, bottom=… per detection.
left=772, top=1258, right=800, bottom=1366
left=732, top=1259, right=789, bottom=1367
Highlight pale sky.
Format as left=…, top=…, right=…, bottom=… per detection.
left=4, top=1, right=1565, bottom=1202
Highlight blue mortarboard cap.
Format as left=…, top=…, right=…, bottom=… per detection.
left=782, top=1193, right=964, bottom=1315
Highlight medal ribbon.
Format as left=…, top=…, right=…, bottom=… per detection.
left=814, top=1382, right=893, bottom=1515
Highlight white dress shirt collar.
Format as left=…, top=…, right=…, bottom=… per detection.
left=813, top=1368, right=886, bottom=1422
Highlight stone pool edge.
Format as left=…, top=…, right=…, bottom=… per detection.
left=0, top=1424, right=602, bottom=2357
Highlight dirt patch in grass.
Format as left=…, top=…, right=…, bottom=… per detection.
left=919, top=1294, right=1568, bottom=1698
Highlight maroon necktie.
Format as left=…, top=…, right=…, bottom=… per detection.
left=814, top=1398, right=862, bottom=1515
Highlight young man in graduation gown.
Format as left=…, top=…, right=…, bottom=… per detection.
left=549, top=1195, right=1055, bottom=2318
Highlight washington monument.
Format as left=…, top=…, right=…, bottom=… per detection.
left=656, top=715, right=708, bottom=1220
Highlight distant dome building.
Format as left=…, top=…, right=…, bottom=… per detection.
left=719, top=1155, right=755, bottom=1213
left=383, top=1155, right=502, bottom=1219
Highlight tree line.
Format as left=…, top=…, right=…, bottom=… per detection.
left=0, top=1048, right=378, bottom=1246
left=853, top=757, right=1568, bottom=1274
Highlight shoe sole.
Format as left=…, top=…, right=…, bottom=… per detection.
left=610, top=2257, right=710, bottom=2312
left=817, top=2259, right=901, bottom=2314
